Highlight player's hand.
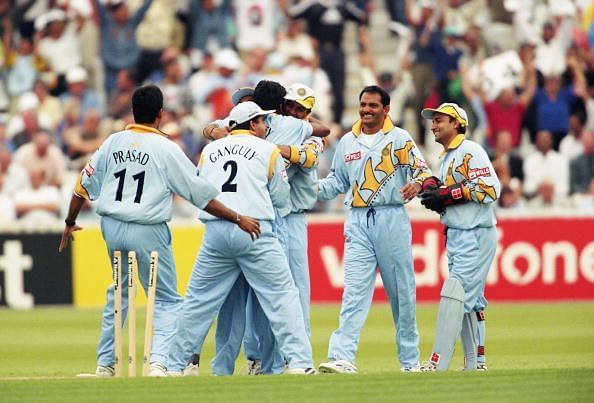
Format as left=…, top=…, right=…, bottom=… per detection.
left=400, top=182, right=421, bottom=203
left=58, top=224, right=83, bottom=252
left=238, top=215, right=261, bottom=240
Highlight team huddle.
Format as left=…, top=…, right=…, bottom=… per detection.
left=59, top=79, right=500, bottom=376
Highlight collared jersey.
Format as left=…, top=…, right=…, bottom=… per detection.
left=319, top=118, right=431, bottom=207
left=198, top=130, right=290, bottom=220
left=438, top=134, right=501, bottom=229
left=76, top=124, right=219, bottom=224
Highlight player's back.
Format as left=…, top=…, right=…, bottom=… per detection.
left=199, top=132, right=287, bottom=220
left=84, top=126, right=193, bottom=224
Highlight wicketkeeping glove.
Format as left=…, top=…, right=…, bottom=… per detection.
left=420, top=176, right=441, bottom=192
left=420, top=183, right=467, bottom=213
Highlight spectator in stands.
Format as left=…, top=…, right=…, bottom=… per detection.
left=534, top=19, right=573, bottom=78
left=62, top=109, right=108, bottom=171
left=13, top=167, right=61, bottom=228
left=0, top=143, right=30, bottom=198
left=238, top=47, right=269, bottom=88
left=573, top=178, right=594, bottom=214
left=497, top=185, right=526, bottom=211
left=532, top=55, right=586, bottom=149
left=33, top=79, right=63, bottom=130
left=33, top=8, right=85, bottom=96
left=187, top=0, right=232, bottom=54
left=6, top=36, right=40, bottom=98
left=150, top=52, right=190, bottom=113
left=483, top=59, right=537, bottom=148
left=190, top=48, right=241, bottom=121
left=276, top=19, right=313, bottom=63
left=107, top=69, right=135, bottom=120
left=289, top=0, right=366, bottom=125
left=8, top=92, right=52, bottom=150
left=134, top=0, right=181, bottom=84
left=570, top=130, right=594, bottom=194
left=433, top=26, right=464, bottom=104
left=59, top=66, right=104, bottom=125
left=95, top=0, right=154, bottom=96
left=560, top=110, right=587, bottom=161
left=523, top=130, right=569, bottom=200
left=407, top=0, right=442, bottom=144
left=490, top=130, right=524, bottom=182
left=13, top=129, right=66, bottom=188
left=234, top=0, right=278, bottom=53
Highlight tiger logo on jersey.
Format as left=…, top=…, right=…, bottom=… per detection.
left=352, top=141, right=427, bottom=207
left=445, top=153, right=497, bottom=203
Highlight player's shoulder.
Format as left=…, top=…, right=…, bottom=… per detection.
left=460, top=138, right=488, bottom=155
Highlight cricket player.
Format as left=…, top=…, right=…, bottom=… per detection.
left=210, top=81, right=329, bottom=376
left=245, top=83, right=326, bottom=374
left=317, top=85, right=432, bottom=374
left=418, top=102, right=500, bottom=372
left=58, top=85, right=260, bottom=377
left=168, top=101, right=315, bottom=376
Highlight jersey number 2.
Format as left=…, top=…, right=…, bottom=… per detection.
left=114, top=169, right=145, bottom=203
left=222, top=161, right=237, bottom=192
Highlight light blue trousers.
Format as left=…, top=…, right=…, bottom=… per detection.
left=97, top=216, right=182, bottom=367
left=327, top=206, right=420, bottom=367
left=211, top=212, right=312, bottom=375
left=446, top=227, right=497, bottom=313
left=168, top=220, right=312, bottom=372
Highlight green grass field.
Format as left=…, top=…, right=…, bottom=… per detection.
left=1, top=302, right=593, bottom=402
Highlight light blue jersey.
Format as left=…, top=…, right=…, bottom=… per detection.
left=198, top=130, right=290, bottom=220
left=316, top=117, right=429, bottom=369
left=437, top=134, right=501, bottom=229
left=77, top=124, right=219, bottom=224
left=319, top=119, right=431, bottom=205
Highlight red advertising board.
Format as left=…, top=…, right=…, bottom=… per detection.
left=308, top=218, right=594, bottom=302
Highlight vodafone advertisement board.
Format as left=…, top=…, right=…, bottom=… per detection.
left=308, top=217, right=594, bottom=302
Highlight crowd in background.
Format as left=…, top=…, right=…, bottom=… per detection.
left=0, top=0, right=593, bottom=227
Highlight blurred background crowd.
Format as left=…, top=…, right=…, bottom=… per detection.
left=0, top=0, right=593, bottom=228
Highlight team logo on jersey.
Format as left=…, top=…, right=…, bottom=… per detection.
left=280, top=169, right=288, bottom=180
left=445, top=154, right=497, bottom=202
left=345, top=151, right=361, bottom=163
left=468, top=167, right=491, bottom=179
left=352, top=141, right=429, bottom=207
left=83, top=163, right=95, bottom=177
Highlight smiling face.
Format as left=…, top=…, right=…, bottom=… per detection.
left=430, top=113, right=458, bottom=146
left=283, top=99, right=310, bottom=120
left=359, top=92, right=389, bottom=134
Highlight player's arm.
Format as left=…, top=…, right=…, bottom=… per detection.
left=203, top=121, right=230, bottom=141
left=318, top=140, right=350, bottom=200
left=458, top=147, right=501, bottom=205
left=58, top=141, right=109, bottom=252
left=309, top=116, right=331, bottom=137
left=400, top=136, right=434, bottom=201
left=278, top=137, right=325, bottom=169
left=421, top=147, right=500, bottom=213
left=267, top=149, right=291, bottom=211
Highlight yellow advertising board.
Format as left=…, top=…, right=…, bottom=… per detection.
left=72, top=225, right=204, bottom=307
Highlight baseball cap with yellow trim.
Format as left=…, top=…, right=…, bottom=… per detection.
left=228, top=101, right=275, bottom=128
left=421, top=102, right=468, bottom=127
left=284, top=83, right=315, bottom=110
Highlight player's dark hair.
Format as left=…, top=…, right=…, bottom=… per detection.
left=132, top=85, right=163, bottom=123
left=253, top=80, right=286, bottom=111
left=359, top=85, right=390, bottom=106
